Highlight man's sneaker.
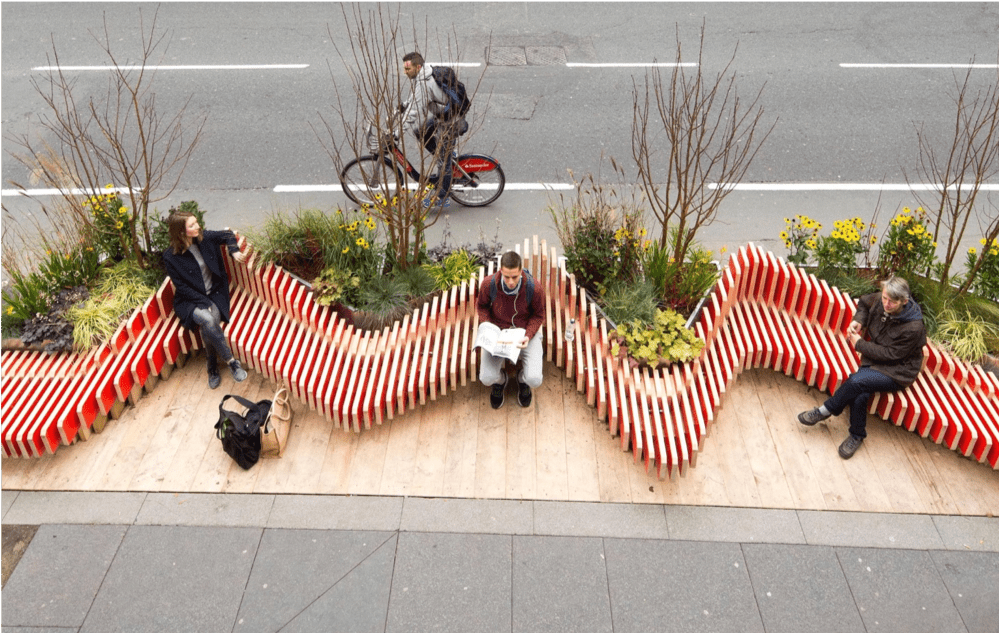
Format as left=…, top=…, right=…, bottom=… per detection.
left=229, top=360, right=248, bottom=383
left=839, top=434, right=864, bottom=459
left=797, top=408, right=829, bottom=426
left=490, top=378, right=506, bottom=410
left=207, top=366, right=221, bottom=390
left=518, top=381, right=532, bottom=408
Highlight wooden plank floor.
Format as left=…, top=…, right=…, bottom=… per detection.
left=3, top=354, right=998, bottom=515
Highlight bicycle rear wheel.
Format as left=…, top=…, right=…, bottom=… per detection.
left=448, top=154, right=505, bottom=207
left=339, top=156, right=405, bottom=207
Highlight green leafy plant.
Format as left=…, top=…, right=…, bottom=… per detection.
left=609, top=308, right=705, bottom=369
left=965, top=238, right=999, bottom=301
left=396, top=265, right=436, bottom=299
left=66, top=260, right=156, bottom=350
left=354, top=275, right=410, bottom=331
left=422, top=249, right=479, bottom=292
left=643, top=232, right=720, bottom=316
left=600, top=278, right=659, bottom=326
left=780, top=214, right=822, bottom=267
left=37, top=243, right=103, bottom=294
left=935, top=308, right=999, bottom=363
left=877, top=207, right=937, bottom=279
left=549, top=169, right=646, bottom=295
left=83, top=189, right=136, bottom=262
left=311, top=266, right=361, bottom=307
left=2, top=268, right=52, bottom=324
left=246, top=208, right=382, bottom=285
left=813, top=217, right=867, bottom=277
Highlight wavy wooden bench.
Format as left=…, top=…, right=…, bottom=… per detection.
left=3, top=238, right=997, bottom=482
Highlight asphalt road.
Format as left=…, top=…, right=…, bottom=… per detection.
left=2, top=2, right=998, bottom=253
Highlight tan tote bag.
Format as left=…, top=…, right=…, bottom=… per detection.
left=260, top=387, right=292, bottom=458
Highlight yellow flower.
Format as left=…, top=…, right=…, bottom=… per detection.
left=5, top=306, right=13, bottom=316
left=805, top=238, right=817, bottom=249
left=720, top=246, right=728, bottom=254
left=870, top=236, right=878, bottom=245
left=342, top=247, right=350, bottom=254
left=115, top=221, right=124, bottom=229
left=119, top=207, right=128, bottom=215
left=779, top=231, right=788, bottom=240
left=969, top=247, right=978, bottom=255
left=356, top=237, right=368, bottom=248
left=981, top=238, right=988, bottom=246
left=105, top=183, right=114, bottom=189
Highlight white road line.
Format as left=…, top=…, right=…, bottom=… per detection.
left=840, top=63, right=999, bottom=69
left=566, top=62, right=697, bottom=68
left=32, top=64, right=310, bottom=71
left=1, top=187, right=137, bottom=197
left=274, top=183, right=574, bottom=193
left=708, top=183, right=999, bottom=191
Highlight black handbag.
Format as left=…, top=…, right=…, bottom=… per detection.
left=215, top=394, right=272, bottom=470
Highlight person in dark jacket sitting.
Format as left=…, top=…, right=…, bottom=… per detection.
left=798, top=276, right=927, bottom=459
left=162, top=211, right=248, bottom=390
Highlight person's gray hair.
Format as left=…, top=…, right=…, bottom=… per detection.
left=881, top=276, right=911, bottom=302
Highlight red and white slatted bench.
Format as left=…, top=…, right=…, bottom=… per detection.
left=3, top=237, right=997, bottom=480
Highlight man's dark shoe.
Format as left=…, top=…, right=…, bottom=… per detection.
left=797, top=408, right=829, bottom=426
left=518, top=381, right=532, bottom=408
left=490, top=377, right=506, bottom=410
left=207, top=366, right=221, bottom=390
left=839, top=434, right=864, bottom=459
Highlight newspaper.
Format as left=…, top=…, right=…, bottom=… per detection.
left=473, top=322, right=526, bottom=364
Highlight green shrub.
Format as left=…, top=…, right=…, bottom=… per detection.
left=354, top=275, right=410, bottom=331
left=83, top=189, right=136, bottom=262
left=779, top=214, right=822, bottom=267
left=815, top=217, right=867, bottom=277
left=600, top=278, right=659, bottom=326
left=66, top=260, right=156, bottom=350
left=877, top=207, right=937, bottom=279
left=3, top=267, right=53, bottom=324
left=965, top=238, right=999, bottom=301
left=246, top=208, right=382, bottom=285
left=38, top=243, right=103, bottom=294
left=396, top=265, right=436, bottom=299
left=643, top=234, right=720, bottom=316
left=609, top=308, right=705, bottom=369
left=423, top=249, right=478, bottom=292
left=312, top=266, right=361, bottom=307
left=935, top=308, right=999, bottom=363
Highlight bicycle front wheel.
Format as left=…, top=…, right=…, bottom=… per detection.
left=339, top=156, right=405, bottom=207
left=449, top=154, right=505, bottom=207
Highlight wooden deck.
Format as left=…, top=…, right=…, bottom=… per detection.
left=3, top=353, right=998, bottom=516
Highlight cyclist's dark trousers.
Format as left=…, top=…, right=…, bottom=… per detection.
left=418, top=117, right=465, bottom=201
left=822, top=366, right=902, bottom=439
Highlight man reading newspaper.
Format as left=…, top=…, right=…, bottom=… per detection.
left=475, top=251, right=546, bottom=409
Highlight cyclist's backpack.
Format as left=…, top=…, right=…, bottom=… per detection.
left=431, top=65, right=471, bottom=120
left=489, top=270, right=535, bottom=306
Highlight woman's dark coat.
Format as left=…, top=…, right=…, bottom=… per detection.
left=163, top=230, right=240, bottom=330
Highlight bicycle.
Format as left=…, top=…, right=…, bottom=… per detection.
left=339, top=124, right=505, bottom=208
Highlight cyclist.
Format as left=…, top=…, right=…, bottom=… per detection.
left=401, top=51, right=468, bottom=209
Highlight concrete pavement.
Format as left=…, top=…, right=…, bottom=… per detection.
left=3, top=491, right=998, bottom=632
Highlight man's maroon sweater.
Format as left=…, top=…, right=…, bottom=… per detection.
left=476, top=271, right=546, bottom=340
